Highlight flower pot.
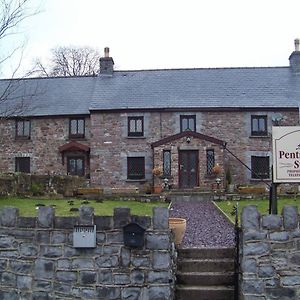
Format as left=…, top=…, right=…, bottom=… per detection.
left=169, top=217, right=187, bottom=245
left=153, top=185, right=162, bottom=193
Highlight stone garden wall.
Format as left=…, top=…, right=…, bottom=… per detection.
left=240, top=205, right=300, bottom=299
left=0, top=206, right=175, bottom=300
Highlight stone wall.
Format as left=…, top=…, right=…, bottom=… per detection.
left=0, top=206, right=175, bottom=300
left=240, top=205, right=300, bottom=299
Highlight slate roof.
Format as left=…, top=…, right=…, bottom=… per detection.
left=0, top=66, right=300, bottom=117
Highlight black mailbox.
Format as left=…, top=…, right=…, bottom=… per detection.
left=123, top=222, right=145, bottom=249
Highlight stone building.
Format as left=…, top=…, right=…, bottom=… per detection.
left=1, top=42, right=300, bottom=191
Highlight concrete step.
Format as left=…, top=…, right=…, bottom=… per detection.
left=175, top=285, right=235, bottom=300
left=177, top=258, right=234, bottom=273
left=176, top=271, right=235, bottom=286
left=169, top=192, right=212, bottom=202
left=178, top=247, right=235, bottom=259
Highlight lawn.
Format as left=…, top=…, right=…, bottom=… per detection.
left=0, top=197, right=168, bottom=217
left=214, top=197, right=300, bottom=225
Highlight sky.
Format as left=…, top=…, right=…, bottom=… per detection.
left=2, top=0, right=300, bottom=77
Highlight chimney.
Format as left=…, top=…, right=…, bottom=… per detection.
left=289, top=39, right=300, bottom=73
left=100, top=47, right=114, bottom=75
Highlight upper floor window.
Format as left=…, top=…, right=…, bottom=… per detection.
left=180, top=115, right=196, bottom=132
left=206, top=149, right=215, bottom=175
left=251, top=156, right=270, bottom=179
left=251, top=115, right=267, bottom=136
left=16, top=120, right=30, bottom=139
left=69, top=118, right=85, bottom=139
left=128, top=116, right=144, bottom=137
left=163, top=150, right=171, bottom=177
left=15, top=157, right=30, bottom=173
left=127, top=157, right=145, bottom=180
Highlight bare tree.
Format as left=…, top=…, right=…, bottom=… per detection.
left=0, top=0, right=40, bottom=119
left=33, top=46, right=101, bottom=77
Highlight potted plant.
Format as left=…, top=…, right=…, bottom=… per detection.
left=212, top=164, right=222, bottom=175
left=169, top=217, right=187, bottom=246
left=226, top=168, right=234, bottom=193
left=152, top=167, right=163, bottom=193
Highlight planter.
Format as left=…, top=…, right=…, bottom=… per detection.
left=238, top=187, right=265, bottom=194
left=153, top=185, right=162, bottom=194
left=169, top=217, right=187, bottom=245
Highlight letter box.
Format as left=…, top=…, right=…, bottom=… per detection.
left=123, top=223, right=145, bottom=249
left=73, top=225, right=96, bottom=248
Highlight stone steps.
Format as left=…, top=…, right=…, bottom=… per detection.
left=175, top=247, right=236, bottom=300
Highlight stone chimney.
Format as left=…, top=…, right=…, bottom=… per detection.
left=289, top=39, right=300, bottom=72
left=100, top=47, right=114, bottom=75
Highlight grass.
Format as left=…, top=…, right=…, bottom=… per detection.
left=214, top=197, right=300, bottom=224
left=0, top=197, right=168, bottom=217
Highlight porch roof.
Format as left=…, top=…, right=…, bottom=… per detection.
left=58, top=141, right=90, bottom=153
left=151, top=131, right=226, bottom=148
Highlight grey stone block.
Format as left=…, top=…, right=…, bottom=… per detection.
left=148, top=271, right=171, bottom=283
left=36, top=231, right=50, bottom=244
left=103, top=245, right=121, bottom=255
left=1, top=271, right=16, bottom=286
left=79, top=271, right=97, bottom=284
left=107, top=231, right=124, bottom=244
left=130, top=269, right=145, bottom=284
left=0, top=291, right=18, bottom=300
left=79, top=206, right=94, bottom=225
left=32, top=291, right=52, bottom=300
left=0, top=207, right=19, bottom=227
left=242, top=279, right=264, bottom=294
left=40, top=245, right=62, bottom=258
left=243, top=242, right=270, bottom=256
left=269, top=231, right=289, bottom=241
left=153, top=207, right=169, bottom=230
left=17, top=274, right=32, bottom=290
left=0, top=259, right=7, bottom=270
left=56, top=271, right=77, bottom=283
left=34, top=259, right=54, bottom=279
left=114, top=273, right=130, bottom=285
left=291, top=253, right=300, bottom=265
left=94, top=216, right=113, bottom=230
left=0, top=236, right=15, bottom=248
left=18, top=217, right=36, bottom=228
left=38, top=206, right=54, bottom=228
left=131, top=256, right=150, bottom=267
left=97, top=287, right=121, bottom=299
left=96, top=255, right=119, bottom=268
left=10, top=260, right=32, bottom=274
left=281, top=275, right=300, bottom=286
left=241, top=206, right=260, bottom=230
left=53, top=282, right=71, bottom=294
left=266, top=287, right=296, bottom=299
left=131, top=215, right=151, bottom=229
left=51, top=231, right=66, bottom=244
left=80, top=288, right=97, bottom=299
left=153, top=251, right=170, bottom=269
left=14, top=229, right=35, bottom=239
left=121, top=287, right=141, bottom=300
left=262, top=214, right=282, bottom=230
left=148, top=286, right=171, bottom=300
left=96, top=232, right=106, bottom=243
left=146, top=233, right=170, bottom=250
left=72, top=258, right=94, bottom=269
left=57, top=259, right=71, bottom=270
left=283, top=206, right=299, bottom=229
left=113, top=207, right=131, bottom=228
left=241, top=258, right=257, bottom=273
left=243, top=296, right=266, bottom=300
left=244, top=230, right=267, bottom=241
left=54, top=216, right=77, bottom=229
left=120, top=247, right=131, bottom=267
left=33, top=280, right=52, bottom=291
left=98, top=269, right=112, bottom=284
left=258, top=265, right=275, bottom=277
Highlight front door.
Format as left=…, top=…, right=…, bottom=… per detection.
left=179, top=150, right=199, bottom=188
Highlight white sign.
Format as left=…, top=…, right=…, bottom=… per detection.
left=273, top=126, right=300, bottom=183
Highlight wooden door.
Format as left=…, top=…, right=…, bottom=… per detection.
left=179, top=150, right=199, bottom=188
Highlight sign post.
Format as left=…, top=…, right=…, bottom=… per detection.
left=272, top=126, right=300, bottom=213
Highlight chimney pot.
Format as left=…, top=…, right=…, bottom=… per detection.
left=104, top=47, right=110, bottom=58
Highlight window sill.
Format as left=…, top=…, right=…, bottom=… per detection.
left=126, top=179, right=147, bottom=182
left=15, top=137, right=31, bottom=141
left=68, top=137, right=87, bottom=141
left=249, top=135, right=270, bottom=139
left=127, top=136, right=146, bottom=139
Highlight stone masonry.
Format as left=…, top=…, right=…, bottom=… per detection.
left=0, top=206, right=175, bottom=300
left=240, top=205, right=300, bottom=299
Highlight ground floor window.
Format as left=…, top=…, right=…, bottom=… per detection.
left=127, top=157, right=145, bottom=180
left=163, top=150, right=171, bottom=177
left=206, top=149, right=215, bottom=175
left=251, top=156, right=270, bottom=179
left=67, top=157, right=84, bottom=176
left=15, top=157, right=30, bottom=173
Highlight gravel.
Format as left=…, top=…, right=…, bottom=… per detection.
left=169, top=201, right=235, bottom=248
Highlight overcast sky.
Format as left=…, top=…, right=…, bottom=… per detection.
left=2, top=0, right=300, bottom=77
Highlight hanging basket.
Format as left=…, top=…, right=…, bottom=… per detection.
left=169, top=217, right=187, bottom=245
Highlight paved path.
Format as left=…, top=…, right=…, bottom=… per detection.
left=169, top=201, right=235, bottom=248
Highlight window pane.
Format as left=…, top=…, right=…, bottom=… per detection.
left=251, top=156, right=269, bottom=179
left=188, top=118, right=195, bottom=131
left=163, top=151, right=171, bottom=177
left=180, top=115, right=196, bottom=132
left=127, top=157, right=145, bottom=179
left=70, top=120, right=77, bottom=134
left=17, top=122, right=24, bottom=136
left=128, top=117, right=144, bottom=136
left=129, top=119, right=136, bottom=132
left=182, top=118, right=188, bottom=131
left=252, top=119, right=259, bottom=132
left=136, top=119, right=142, bottom=132
left=206, top=149, right=215, bottom=175
left=77, top=119, right=84, bottom=134
left=15, top=157, right=30, bottom=173
left=258, top=118, right=265, bottom=131
left=251, top=116, right=267, bottom=135
left=24, top=121, right=30, bottom=136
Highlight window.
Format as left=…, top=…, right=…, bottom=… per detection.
left=69, top=118, right=85, bottom=138
left=163, top=150, right=171, bottom=177
left=16, top=120, right=30, bottom=139
left=251, top=156, right=270, bottom=179
left=15, top=157, right=30, bottom=173
left=206, top=149, right=215, bottom=175
left=127, top=157, right=145, bottom=180
left=67, top=157, right=84, bottom=176
left=180, top=115, right=196, bottom=132
left=128, top=116, right=144, bottom=137
left=251, top=115, right=267, bottom=136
